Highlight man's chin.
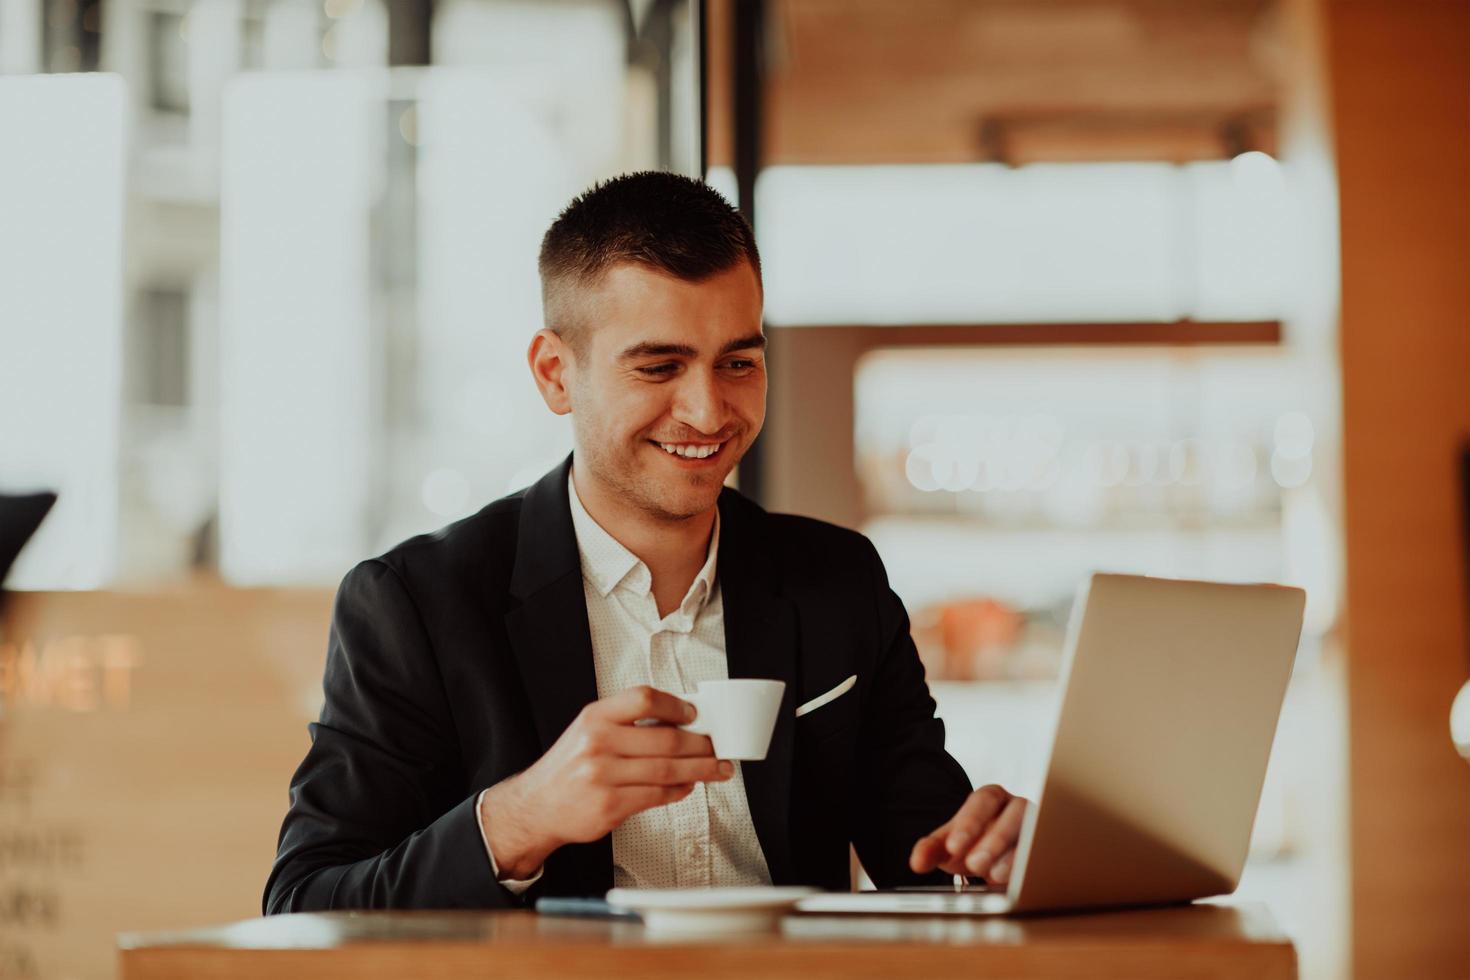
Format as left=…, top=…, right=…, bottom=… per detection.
left=642, top=481, right=725, bottom=522
left=625, top=444, right=741, bottom=519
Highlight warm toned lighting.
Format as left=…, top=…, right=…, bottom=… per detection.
left=1452, top=680, right=1470, bottom=761
left=0, top=634, right=142, bottom=712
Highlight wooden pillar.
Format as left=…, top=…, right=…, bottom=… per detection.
left=1327, top=1, right=1470, bottom=975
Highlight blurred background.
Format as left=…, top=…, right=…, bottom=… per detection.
left=0, top=0, right=1466, bottom=977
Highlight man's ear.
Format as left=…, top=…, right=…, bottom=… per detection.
left=527, top=328, right=574, bottom=416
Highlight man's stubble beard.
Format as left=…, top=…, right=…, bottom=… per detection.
left=575, top=427, right=733, bottom=524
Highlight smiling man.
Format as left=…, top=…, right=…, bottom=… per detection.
left=264, top=172, right=1027, bottom=912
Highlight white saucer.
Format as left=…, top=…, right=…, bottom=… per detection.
left=606, top=887, right=817, bottom=936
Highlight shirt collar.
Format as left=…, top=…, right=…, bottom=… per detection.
left=566, top=471, right=720, bottom=617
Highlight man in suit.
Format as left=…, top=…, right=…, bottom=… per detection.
left=264, top=172, right=1029, bottom=912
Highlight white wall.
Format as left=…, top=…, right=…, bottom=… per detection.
left=217, top=72, right=378, bottom=584
left=0, top=74, right=127, bottom=588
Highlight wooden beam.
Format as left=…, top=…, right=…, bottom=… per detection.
left=1329, top=0, right=1470, bottom=975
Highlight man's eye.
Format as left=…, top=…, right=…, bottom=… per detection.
left=722, top=359, right=756, bottom=371
left=638, top=363, right=678, bottom=376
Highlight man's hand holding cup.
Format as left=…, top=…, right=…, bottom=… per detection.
left=479, top=685, right=730, bottom=881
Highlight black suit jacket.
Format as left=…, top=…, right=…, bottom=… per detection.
left=264, top=456, right=972, bottom=913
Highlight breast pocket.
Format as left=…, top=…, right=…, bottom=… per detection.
left=795, top=676, right=860, bottom=745
left=793, top=679, right=860, bottom=843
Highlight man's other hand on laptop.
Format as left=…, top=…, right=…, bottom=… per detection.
left=908, top=784, right=1030, bottom=885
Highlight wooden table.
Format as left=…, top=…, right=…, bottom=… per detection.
left=117, top=902, right=1295, bottom=979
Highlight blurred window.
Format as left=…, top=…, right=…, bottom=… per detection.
left=750, top=158, right=1298, bottom=327
left=213, top=2, right=696, bottom=584
left=2, top=1, right=699, bottom=587
left=854, top=346, right=1336, bottom=684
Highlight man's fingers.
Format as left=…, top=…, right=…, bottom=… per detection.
left=964, top=796, right=1028, bottom=876
left=908, top=788, right=1031, bottom=880
left=988, top=847, right=1017, bottom=885
left=606, top=757, right=733, bottom=786
left=908, top=831, right=952, bottom=874
left=614, top=783, right=695, bottom=819
left=944, top=827, right=976, bottom=858
left=908, top=786, right=1022, bottom=877
left=595, top=685, right=695, bottom=726
left=605, top=724, right=716, bottom=759
left=947, top=785, right=1012, bottom=848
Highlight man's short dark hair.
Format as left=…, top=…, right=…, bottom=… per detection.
left=538, top=171, right=762, bottom=353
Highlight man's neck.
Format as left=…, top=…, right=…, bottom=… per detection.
left=571, top=467, right=715, bottom=618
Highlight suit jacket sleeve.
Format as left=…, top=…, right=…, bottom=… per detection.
left=851, top=539, right=974, bottom=886
left=263, top=559, right=518, bottom=912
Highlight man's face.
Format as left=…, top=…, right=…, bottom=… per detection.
left=562, top=260, right=766, bottom=522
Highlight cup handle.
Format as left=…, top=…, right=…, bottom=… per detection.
left=680, top=690, right=709, bottom=735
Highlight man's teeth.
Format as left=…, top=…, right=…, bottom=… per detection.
left=658, top=441, right=723, bottom=459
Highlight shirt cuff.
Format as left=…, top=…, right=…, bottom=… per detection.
left=476, top=787, right=544, bottom=895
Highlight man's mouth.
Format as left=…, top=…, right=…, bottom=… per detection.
left=650, top=439, right=727, bottom=462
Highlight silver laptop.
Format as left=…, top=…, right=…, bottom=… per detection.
left=797, top=572, right=1306, bottom=917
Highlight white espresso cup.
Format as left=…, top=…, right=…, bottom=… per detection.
left=678, top=679, right=786, bottom=761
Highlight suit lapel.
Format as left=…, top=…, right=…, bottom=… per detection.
left=718, top=491, right=799, bottom=886
left=504, top=456, right=612, bottom=895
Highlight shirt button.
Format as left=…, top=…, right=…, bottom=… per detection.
left=684, top=840, right=703, bottom=860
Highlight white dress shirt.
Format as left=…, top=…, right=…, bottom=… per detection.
left=478, top=474, right=771, bottom=892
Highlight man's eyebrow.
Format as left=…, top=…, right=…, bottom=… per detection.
left=718, top=334, right=767, bottom=356
left=618, top=341, right=699, bottom=359
left=617, top=334, right=767, bottom=360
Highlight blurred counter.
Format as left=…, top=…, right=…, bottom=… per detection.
left=117, top=903, right=1296, bottom=980
left=0, top=584, right=334, bottom=979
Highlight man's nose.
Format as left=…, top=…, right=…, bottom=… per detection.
left=671, top=370, right=727, bottom=435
